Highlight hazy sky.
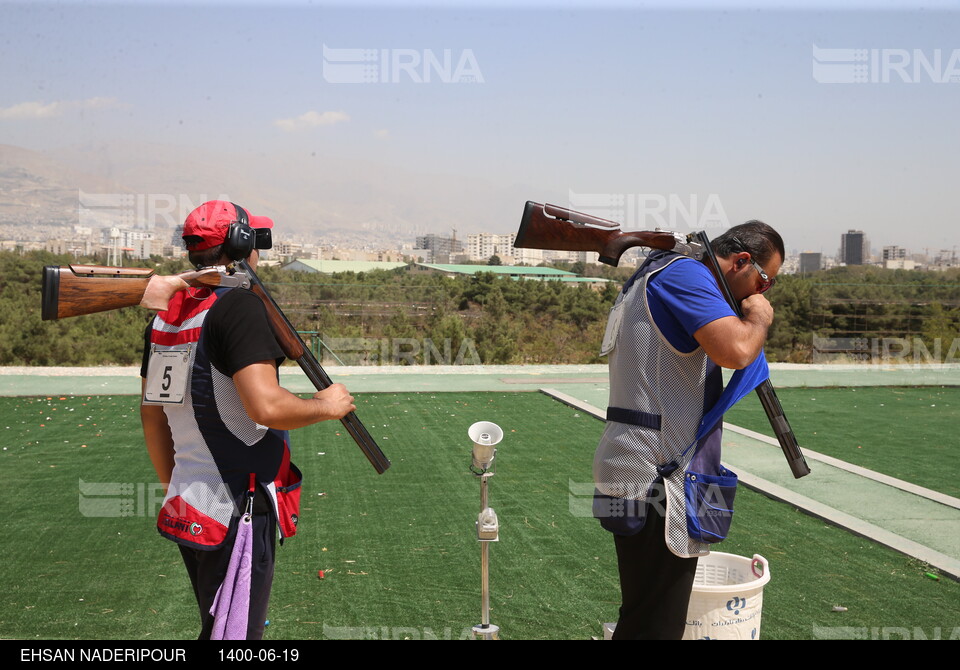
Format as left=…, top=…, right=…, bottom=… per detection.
left=1, top=0, right=959, bottom=255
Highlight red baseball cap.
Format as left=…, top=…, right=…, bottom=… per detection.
left=182, top=201, right=274, bottom=251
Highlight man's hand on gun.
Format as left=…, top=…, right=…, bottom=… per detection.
left=312, top=383, right=357, bottom=421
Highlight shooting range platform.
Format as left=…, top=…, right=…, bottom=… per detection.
left=2, top=363, right=958, bottom=579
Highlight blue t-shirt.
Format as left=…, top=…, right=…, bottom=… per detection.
left=645, top=257, right=736, bottom=353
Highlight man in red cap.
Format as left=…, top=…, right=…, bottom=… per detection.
left=140, top=201, right=356, bottom=639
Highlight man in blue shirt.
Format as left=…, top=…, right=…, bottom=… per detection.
left=594, top=221, right=784, bottom=640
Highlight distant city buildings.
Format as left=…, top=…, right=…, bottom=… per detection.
left=414, top=231, right=598, bottom=265
left=882, top=245, right=916, bottom=270
left=44, top=225, right=167, bottom=262
left=466, top=232, right=549, bottom=265
left=799, top=252, right=822, bottom=274
left=931, top=248, right=959, bottom=270
left=882, top=245, right=907, bottom=262
left=415, top=234, right=464, bottom=263
left=840, top=230, right=869, bottom=266
left=467, top=232, right=512, bottom=263
left=12, top=218, right=957, bottom=273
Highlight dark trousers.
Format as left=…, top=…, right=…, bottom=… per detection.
left=612, top=503, right=699, bottom=640
left=178, top=512, right=277, bottom=640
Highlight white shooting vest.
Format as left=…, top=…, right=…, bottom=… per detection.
left=593, top=254, right=722, bottom=558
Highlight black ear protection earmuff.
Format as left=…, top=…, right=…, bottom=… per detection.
left=223, top=203, right=254, bottom=261
left=223, top=203, right=272, bottom=261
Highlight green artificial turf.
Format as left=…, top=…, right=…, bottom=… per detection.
left=725, top=386, right=960, bottom=498
left=1, top=391, right=957, bottom=640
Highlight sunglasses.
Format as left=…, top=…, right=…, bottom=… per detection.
left=732, top=237, right=776, bottom=294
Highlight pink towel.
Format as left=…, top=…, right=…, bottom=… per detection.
left=210, top=514, right=253, bottom=640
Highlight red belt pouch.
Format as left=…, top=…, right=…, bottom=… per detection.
left=275, top=462, right=303, bottom=538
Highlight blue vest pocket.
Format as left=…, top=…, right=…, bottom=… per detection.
left=684, top=467, right=737, bottom=543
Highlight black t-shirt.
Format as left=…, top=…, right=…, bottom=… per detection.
left=140, top=289, right=287, bottom=516
left=140, top=288, right=285, bottom=378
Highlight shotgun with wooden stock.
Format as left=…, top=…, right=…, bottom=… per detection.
left=41, top=262, right=391, bottom=474
left=516, top=201, right=810, bottom=479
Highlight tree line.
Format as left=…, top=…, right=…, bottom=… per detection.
left=1, top=250, right=957, bottom=367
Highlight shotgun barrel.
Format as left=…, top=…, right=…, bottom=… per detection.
left=237, top=260, right=391, bottom=474
left=695, top=231, right=810, bottom=479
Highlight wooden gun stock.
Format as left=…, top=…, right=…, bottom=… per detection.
left=41, top=265, right=235, bottom=320
left=514, top=201, right=699, bottom=266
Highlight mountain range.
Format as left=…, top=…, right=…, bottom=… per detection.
left=0, top=143, right=537, bottom=249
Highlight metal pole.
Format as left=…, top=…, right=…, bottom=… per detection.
left=479, top=475, right=491, bottom=629
left=473, top=472, right=499, bottom=640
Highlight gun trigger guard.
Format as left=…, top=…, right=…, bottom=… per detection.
left=186, top=286, right=210, bottom=301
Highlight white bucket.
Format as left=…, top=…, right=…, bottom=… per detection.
left=683, top=552, right=770, bottom=640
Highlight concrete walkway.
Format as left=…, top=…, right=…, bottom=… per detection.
left=546, top=388, right=960, bottom=581
left=3, top=362, right=959, bottom=396
left=2, top=363, right=958, bottom=579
